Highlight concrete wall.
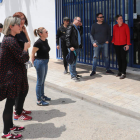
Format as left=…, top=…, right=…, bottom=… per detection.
left=0, top=0, right=56, bottom=58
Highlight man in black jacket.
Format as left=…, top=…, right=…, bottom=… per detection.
left=65, top=17, right=83, bottom=81
left=56, top=17, right=70, bottom=74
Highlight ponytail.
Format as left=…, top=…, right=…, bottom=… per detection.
left=34, top=29, right=38, bottom=37
left=33, top=27, right=45, bottom=37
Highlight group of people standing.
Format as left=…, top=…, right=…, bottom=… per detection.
left=56, top=13, right=131, bottom=81
left=0, top=12, right=51, bottom=139
left=0, top=12, right=131, bottom=140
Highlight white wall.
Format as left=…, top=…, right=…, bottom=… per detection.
left=0, top=0, right=56, bottom=58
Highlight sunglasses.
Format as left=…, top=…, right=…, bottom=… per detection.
left=77, top=19, right=81, bottom=22
left=98, top=16, right=104, bottom=18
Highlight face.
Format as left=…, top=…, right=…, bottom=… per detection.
left=116, top=16, right=123, bottom=25
left=74, top=17, right=81, bottom=26
left=20, top=15, right=26, bottom=27
left=97, top=14, right=104, bottom=22
left=0, top=28, right=2, bottom=32
left=10, top=23, right=21, bottom=35
left=40, top=29, right=48, bottom=38
left=63, top=20, right=69, bottom=26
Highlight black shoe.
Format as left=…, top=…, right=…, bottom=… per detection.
left=120, top=74, right=126, bottom=79
left=76, top=75, right=82, bottom=78
left=116, top=72, right=122, bottom=77
left=106, top=70, right=114, bottom=74
left=90, top=71, right=96, bottom=76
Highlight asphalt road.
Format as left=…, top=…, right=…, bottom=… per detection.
left=0, top=79, right=140, bottom=140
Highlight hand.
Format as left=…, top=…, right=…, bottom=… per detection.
left=57, top=45, right=60, bottom=50
left=24, top=42, right=30, bottom=51
left=79, top=22, right=82, bottom=26
left=124, top=45, right=129, bottom=51
left=93, top=43, right=98, bottom=47
left=105, top=41, right=109, bottom=44
left=70, top=47, right=75, bottom=51
left=22, top=26, right=27, bottom=34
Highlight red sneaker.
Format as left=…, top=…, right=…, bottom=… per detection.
left=14, top=109, right=31, bottom=115
left=22, top=109, right=31, bottom=115
left=1, top=132, right=22, bottom=140
left=14, top=113, right=32, bottom=121
left=10, top=125, right=25, bottom=133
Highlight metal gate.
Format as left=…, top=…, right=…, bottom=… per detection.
left=55, top=0, right=133, bottom=69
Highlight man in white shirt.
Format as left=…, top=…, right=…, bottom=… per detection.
left=0, top=23, right=3, bottom=47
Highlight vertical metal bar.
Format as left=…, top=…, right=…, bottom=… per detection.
left=101, top=0, right=103, bottom=13
left=122, top=0, right=125, bottom=22
left=83, top=0, right=86, bottom=63
left=119, top=0, right=121, bottom=14
left=104, top=0, right=106, bottom=22
left=111, top=0, right=114, bottom=68
left=90, top=0, right=92, bottom=64
left=129, top=0, right=133, bottom=67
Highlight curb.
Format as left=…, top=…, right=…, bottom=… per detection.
left=28, top=75, right=140, bottom=121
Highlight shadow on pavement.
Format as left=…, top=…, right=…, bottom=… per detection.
left=31, top=109, right=66, bottom=122
left=50, top=98, right=76, bottom=105
left=22, top=123, right=66, bottom=139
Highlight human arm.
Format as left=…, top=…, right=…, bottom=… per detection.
left=112, top=26, right=115, bottom=44
left=65, top=25, right=72, bottom=48
left=106, top=24, right=111, bottom=44
left=22, top=26, right=31, bottom=42
left=56, top=28, right=62, bottom=49
left=31, top=47, right=39, bottom=64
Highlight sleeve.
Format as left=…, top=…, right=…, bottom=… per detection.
left=112, top=26, right=115, bottom=43
left=56, top=28, right=62, bottom=45
left=90, top=24, right=96, bottom=44
left=126, top=25, right=132, bottom=45
left=65, top=25, right=72, bottom=48
left=9, top=40, right=29, bottom=64
left=33, top=39, right=40, bottom=49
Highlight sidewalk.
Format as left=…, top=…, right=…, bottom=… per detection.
left=28, top=59, right=140, bottom=120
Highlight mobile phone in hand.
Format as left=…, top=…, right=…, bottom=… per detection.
left=124, top=47, right=126, bottom=51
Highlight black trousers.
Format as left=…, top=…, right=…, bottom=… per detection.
left=62, top=44, right=68, bottom=70
left=3, top=98, right=15, bottom=134
left=114, top=45, right=128, bottom=74
left=15, top=69, right=29, bottom=115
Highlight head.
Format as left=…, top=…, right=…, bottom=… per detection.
left=63, top=17, right=70, bottom=26
left=73, top=17, right=81, bottom=26
left=2, top=16, right=21, bottom=36
left=0, top=23, right=3, bottom=32
left=96, top=13, right=104, bottom=22
left=13, top=12, right=28, bottom=28
left=116, top=15, right=123, bottom=25
left=34, top=27, right=48, bottom=38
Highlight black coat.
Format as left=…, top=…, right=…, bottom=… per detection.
left=65, top=24, right=83, bottom=49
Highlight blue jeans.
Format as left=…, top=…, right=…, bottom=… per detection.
left=68, top=48, right=81, bottom=78
left=34, top=59, right=49, bottom=101
left=92, top=43, right=109, bottom=71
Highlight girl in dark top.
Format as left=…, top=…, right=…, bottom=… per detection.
left=13, top=12, right=32, bottom=121
left=31, top=27, right=51, bottom=106
left=0, top=16, right=30, bottom=140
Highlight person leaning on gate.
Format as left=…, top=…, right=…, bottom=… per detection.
left=112, top=15, right=131, bottom=79
left=90, top=13, right=114, bottom=76
left=65, top=16, right=83, bottom=81
left=56, top=17, right=70, bottom=74
left=0, top=23, right=3, bottom=47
